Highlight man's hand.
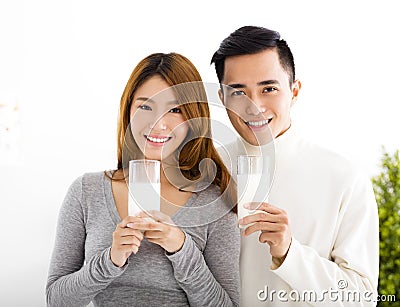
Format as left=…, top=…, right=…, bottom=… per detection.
left=239, top=202, right=292, bottom=260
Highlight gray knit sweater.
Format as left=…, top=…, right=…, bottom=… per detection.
left=46, top=172, right=240, bottom=307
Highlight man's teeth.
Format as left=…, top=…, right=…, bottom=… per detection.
left=246, top=118, right=272, bottom=127
left=146, top=136, right=170, bottom=143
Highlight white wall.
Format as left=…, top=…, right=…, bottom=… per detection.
left=1, top=1, right=399, bottom=306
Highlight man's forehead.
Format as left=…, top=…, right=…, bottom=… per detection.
left=222, top=50, right=288, bottom=87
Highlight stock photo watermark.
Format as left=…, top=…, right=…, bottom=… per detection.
left=257, top=280, right=397, bottom=303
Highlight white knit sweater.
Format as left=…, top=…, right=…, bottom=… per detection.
left=218, top=124, right=379, bottom=306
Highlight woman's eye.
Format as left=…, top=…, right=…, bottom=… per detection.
left=169, top=107, right=182, bottom=113
left=263, top=87, right=277, bottom=93
left=139, top=105, right=152, bottom=111
left=231, top=90, right=246, bottom=96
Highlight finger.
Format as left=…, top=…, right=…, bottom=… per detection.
left=135, top=211, right=156, bottom=220
left=117, top=235, right=142, bottom=246
left=131, top=245, right=139, bottom=254
left=116, top=243, right=139, bottom=255
left=243, top=221, right=283, bottom=236
left=259, top=232, right=283, bottom=246
left=128, top=221, right=163, bottom=231
left=113, top=230, right=143, bottom=244
left=136, top=210, right=172, bottom=224
left=143, top=230, right=163, bottom=239
left=239, top=211, right=281, bottom=225
left=118, top=216, right=147, bottom=228
left=117, top=228, right=144, bottom=240
left=245, top=202, right=282, bottom=214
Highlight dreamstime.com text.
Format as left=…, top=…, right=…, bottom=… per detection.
left=257, top=280, right=397, bottom=303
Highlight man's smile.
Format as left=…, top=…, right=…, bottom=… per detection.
left=245, top=117, right=273, bottom=129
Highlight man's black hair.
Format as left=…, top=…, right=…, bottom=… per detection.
left=211, top=26, right=295, bottom=86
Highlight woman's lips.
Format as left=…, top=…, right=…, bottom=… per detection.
left=144, top=135, right=172, bottom=146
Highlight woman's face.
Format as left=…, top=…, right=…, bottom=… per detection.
left=130, top=75, right=189, bottom=161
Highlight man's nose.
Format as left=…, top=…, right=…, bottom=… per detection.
left=246, top=95, right=266, bottom=116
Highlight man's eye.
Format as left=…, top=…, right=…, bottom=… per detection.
left=231, top=90, right=246, bottom=96
left=139, top=105, right=152, bottom=111
left=169, top=107, right=182, bottom=113
left=263, top=87, right=277, bottom=93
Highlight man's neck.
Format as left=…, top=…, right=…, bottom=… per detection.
left=275, top=122, right=292, bottom=139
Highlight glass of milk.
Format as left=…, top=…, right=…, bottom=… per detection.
left=237, top=155, right=267, bottom=228
left=128, top=159, right=160, bottom=217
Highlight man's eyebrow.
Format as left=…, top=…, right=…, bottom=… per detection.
left=257, top=80, right=280, bottom=86
left=226, top=83, right=246, bottom=89
left=226, top=80, right=280, bottom=89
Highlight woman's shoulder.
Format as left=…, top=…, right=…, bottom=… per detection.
left=66, top=171, right=109, bottom=196
left=197, top=184, right=221, bottom=199
left=82, top=170, right=108, bottom=184
left=194, top=184, right=236, bottom=221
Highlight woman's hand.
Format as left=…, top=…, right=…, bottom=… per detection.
left=131, top=211, right=185, bottom=254
left=110, top=216, right=144, bottom=267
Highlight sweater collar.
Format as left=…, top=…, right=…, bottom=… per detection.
left=239, top=122, right=297, bottom=156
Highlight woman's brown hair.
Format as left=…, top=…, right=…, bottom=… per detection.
left=112, top=52, right=235, bottom=210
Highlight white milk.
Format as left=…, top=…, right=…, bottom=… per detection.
left=237, top=173, right=265, bottom=228
left=128, top=182, right=160, bottom=216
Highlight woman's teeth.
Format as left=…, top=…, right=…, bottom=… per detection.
left=146, top=136, right=171, bottom=143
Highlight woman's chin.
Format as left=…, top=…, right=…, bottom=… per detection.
left=143, top=152, right=175, bottom=162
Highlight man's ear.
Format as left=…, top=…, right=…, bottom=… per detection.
left=290, top=80, right=301, bottom=107
left=218, top=88, right=224, bottom=105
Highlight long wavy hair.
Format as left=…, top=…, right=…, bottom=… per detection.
left=112, top=52, right=235, bottom=210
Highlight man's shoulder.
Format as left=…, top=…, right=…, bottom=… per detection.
left=216, top=140, right=240, bottom=175
left=217, top=140, right=238, bottom=155
left=297, top=137, right=364, bottom=180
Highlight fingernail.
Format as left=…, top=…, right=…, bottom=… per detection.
left=238, top=218, right=243, bottom=224
left=127, top=223, right=134, bottom=228
left=244, top=203, right=250, bottom=209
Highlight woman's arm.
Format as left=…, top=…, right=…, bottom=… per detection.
left=167, top=211, right=241, bottom=307
left=46, top=176, right=127, bottom=307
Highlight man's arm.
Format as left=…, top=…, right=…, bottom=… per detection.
left=240, top=174, right=379, bottom=306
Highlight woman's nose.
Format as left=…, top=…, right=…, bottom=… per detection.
left=150, top=115, right=167, bottom=131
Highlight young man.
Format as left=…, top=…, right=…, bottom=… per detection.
left=211, top=26, right=379, bottom=306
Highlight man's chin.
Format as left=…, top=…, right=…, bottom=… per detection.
left=237, top=129, right=275, bottom=146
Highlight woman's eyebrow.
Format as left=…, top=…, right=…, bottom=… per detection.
left=135, top=97, right=179, bottom=105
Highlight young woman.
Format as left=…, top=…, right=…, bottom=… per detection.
left=46, top=53, right=240, bottom=306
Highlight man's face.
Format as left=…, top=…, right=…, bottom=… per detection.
left=220, top=49, right=300, bottom=145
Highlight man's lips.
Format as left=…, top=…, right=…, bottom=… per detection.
left=245, top=117, right=273, bottom=129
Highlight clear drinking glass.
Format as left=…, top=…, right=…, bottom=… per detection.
left=237, top=155, right=268, bottom=228
left=128, top=159, right=161, bottom=216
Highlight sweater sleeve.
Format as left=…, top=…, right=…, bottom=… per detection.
left=271, top=173, right=379, bottom=306
left=166, top=211, right=241, bottom=307
left=46, top=176, right=126, bottom=307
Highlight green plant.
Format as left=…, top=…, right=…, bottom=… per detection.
left=372, top=149, right=400, bottom=306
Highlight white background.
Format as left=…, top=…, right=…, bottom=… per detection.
left=1, top=0, right=399, bottom=306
